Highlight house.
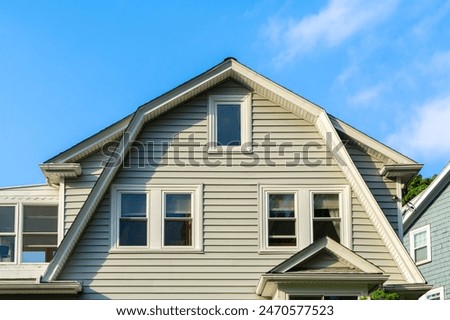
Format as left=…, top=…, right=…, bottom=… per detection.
left=403, top=162, right=450, bottom=300
left=0, top=58, right=430, bottom=299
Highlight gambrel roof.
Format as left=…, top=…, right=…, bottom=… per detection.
left=40, top=58, right=426, bottom=286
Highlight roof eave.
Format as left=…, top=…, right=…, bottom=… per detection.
left=0, top=281, right=82, bottom=295
left=39, top=163, right=82, bottom=185
left=380, top=164, right=423, bottom=185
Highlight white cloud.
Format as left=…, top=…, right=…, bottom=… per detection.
left=347, top=84, right=384, bottom=106
left=265, top=0, right=398, bottom=65
left=387, top=96, right=450, bottom=159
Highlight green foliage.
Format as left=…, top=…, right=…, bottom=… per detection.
left=370, top=289, right=400, bottom=300
left=403, top=174, right=436, bottom=205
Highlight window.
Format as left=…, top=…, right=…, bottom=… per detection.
left=164, top=193, right=192, bottom=246
left=217, top=104, right=241, bottom=146
left=260, top=186, right=350, bottom=252
left=0, top=206, right=15, bottom=262
left=119, top=194, right=147, bottom=246
left=313, top=194, right=341, bottom=242
left=208, top=94, right=251, bottom=152
left=0, top=204, right=59, bottom=264
left=267, top=194, right=296, bottom=247
left=112, top=185, right=202, bottom=251
left=409, top=225, right=431, bottom=264
left=420, top=287, right=444, bottom=300
left=22, top=205, right=58, bottom=262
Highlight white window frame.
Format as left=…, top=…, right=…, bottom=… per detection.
left=409, top=225, right=431, bottom=265
left=0, top=204, right=18, bottom=264
left=265, top=190, right=299, bottom=249
left=207, top=94, right=252, bottom=153
left=0, top=202, right=60, bottom=266
left=259, top=185, right=351, bottom=253
left=420, top=286, right=444, bottom=300
left=310, top=191, right=344, bottom=244
left=111, top=184, right=203, bottom=252
left=116, top=191, right=150, bottom=249
left=162, top=191, right=195, bottom=249
left=276, top=286, right=367, bottom=300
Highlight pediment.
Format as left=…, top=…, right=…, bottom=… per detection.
left=269, top=237, right=384, bottom=275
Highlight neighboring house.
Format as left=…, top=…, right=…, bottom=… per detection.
left=0, top=58, right=430, bottom=299
left=403, top=162, right=450, bottom=300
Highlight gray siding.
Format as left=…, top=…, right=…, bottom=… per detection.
left=64, top=151, right=107, bottom=233
left=59, top=81, right=406, bottom=299
left=346, top=144, right=400, bottom=233
left=404, top=182, right=450, bottom=299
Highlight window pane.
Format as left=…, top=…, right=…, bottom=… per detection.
left=166, top=194, right=191, bottom=218
left=268, top=237, right=296, bottom=247
left=415, top=246, right=428, bottom=262
left=119, top=220, right=147, bottom=246
left=414, top=231, right=427, bottom=248
left=313, top=194, right=340, bottom=242
left=0, top=236, right=15, bottom=262
left=23, top=206, right=58, bottom=232
left=269, top=194, right=294, bottom=217
left=164, top=220, right=192, bottom=246
left=314, top=221, right=341, bottom=242
left=314, top=194, right=339, bottom=214
left=0, top=206, right=15, bottom=232
left=121, top=194, right=146, bottom=217
left=268, top=220, right=296, bottom=236
left=217, top=104, right=241, bottom=146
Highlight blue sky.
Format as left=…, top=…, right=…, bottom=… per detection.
left=1, top=0, right=449, bottom=187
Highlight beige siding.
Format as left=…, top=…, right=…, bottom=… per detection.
left=59, top=82, right=406, bottom=298
left=64, top=151, right=107, bottom=233
left=346, top=144, right=400, bottom=233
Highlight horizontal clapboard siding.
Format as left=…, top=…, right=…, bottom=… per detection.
left=64, top=151, right=107, bottom=233
left=345, top=144, right=400, bottom=233
left=60, top=81, right=406, bottom=298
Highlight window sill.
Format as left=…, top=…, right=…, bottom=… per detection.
left=109, top=248, right=204, bottom=254
left=208, top=146, right=253, bottom=154
left=415, top=259, right=432, bottom=266
left=258, top=248, right=300, bottom=255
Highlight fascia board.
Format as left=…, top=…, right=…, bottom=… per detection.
left=46, top=115, right=131, bottom=164
left=329, top=115, right=417, bottom=165
left=0, top=281, right=82, bottom=295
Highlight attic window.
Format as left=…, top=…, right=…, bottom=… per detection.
left=208, top=94, right=252, bottom=152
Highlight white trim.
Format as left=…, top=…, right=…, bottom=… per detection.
left=420, top=286, right=444, bottom=300
left=207, top=94, right=252, bottom=153
left=396, top=177, right=403, bottom=239
left=58, top=178, right=65, bottom=243
left=110, top=184, right=203, bottom=253
left=259, top=185, right=351, bottom=253
left=409, top=224, right=431, bottom=265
